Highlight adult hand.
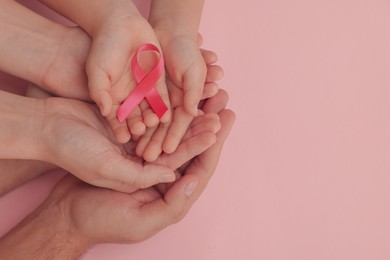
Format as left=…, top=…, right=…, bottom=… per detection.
left=0, top=89, right=234, bottom=259
left=39, top=94, right=219, bottom=193
left=0, top=83, right=220, bottom=195
left=48, top=89, right=234, bottom=245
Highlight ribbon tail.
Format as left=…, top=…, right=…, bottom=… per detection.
left=146, top=88, right=168, bottom=118
left=116, top=43, right=167, bottom=123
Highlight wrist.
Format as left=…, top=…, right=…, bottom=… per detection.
left=37, top=97, right=70, bottom=166
left=0, top=91, right=47, bottom=161
left=38, top=26, right=92, bottom=100
left=0, top=0, right=70, bottom=87
left=0, top=196, right=91, bottom=259
left=40, top=0, right=141, bottom=37
left=150, top=19, right=198, bottom=42
left=92, top=9, right=145, bottom=38
left=154, top=30, right=199, bottom=57
left=34, top=25, right=78, bottom=91
left=149, top=0, right=203, bottom=40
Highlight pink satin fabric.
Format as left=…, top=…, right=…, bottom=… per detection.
left=116, top=44, right=167, bottom=123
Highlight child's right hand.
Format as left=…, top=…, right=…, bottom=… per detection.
left=38, top=93, right=220, bottom=193
left=39, top=0, right=172, bottom=144
left=86, top=12, right=172, bottom=144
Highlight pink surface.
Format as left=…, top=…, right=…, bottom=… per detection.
left=2, top=1, right=390, bottom=259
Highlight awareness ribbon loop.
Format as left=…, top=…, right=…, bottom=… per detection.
left=116, top=44, right=168, bottom=123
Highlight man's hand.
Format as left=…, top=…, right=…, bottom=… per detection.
left=47, top=89, right=234, bottom=245
left=39, top=94, right=219, bottom=193
left=0, top=89, right=234, bottom=259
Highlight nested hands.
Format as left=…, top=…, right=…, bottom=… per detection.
left=51, top=90, right=234, bottom=246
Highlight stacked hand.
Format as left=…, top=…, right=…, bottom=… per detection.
left=0, top=0, right=235, bottom=257
left=39, top=94, right=220, bottom=193
left=0, top=90, right=234, bottom=258
left=45, top=90, right=234, bottom=245
left=34, top=0, right=224, bottom=162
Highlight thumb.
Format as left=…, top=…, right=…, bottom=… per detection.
left=94, top=157, right=176, bottom=193
left=182, top=57, right=207, bottom=117
left=86, top=64, right=113, bottom=117
left=136, top=175, right=199, bottom=237
left=164, top=38, right=206, bottom=116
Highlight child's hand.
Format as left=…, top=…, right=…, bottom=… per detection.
left=87, top=14, right=171, bottom=143
left=135, top=37, right=224, bottom=162
left=39, top=0, right=172, bottom=143
left=158, top=33, right=208, bottom=117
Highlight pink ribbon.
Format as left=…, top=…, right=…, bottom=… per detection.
left=116, top=44, right=168, bottom=123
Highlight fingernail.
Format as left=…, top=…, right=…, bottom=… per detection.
left=159, top=173, right=175, bottom=183
left=184, top=180, right=198, bottom=197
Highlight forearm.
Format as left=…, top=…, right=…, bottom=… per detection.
left=39, top=0, right=141, bottom=35
left=0, top=159, right=58, bottom=196
left=0, top=0, right=67, bottom=86
left=0, top=202, right=90, bottom=259
left=149, top=0, right=204, bottom=39
left=0, top=90, right=45, bottom=160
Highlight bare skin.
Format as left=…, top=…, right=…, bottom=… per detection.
left=0, top=89, right=235, bottom=259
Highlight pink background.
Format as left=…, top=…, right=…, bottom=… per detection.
left=1, top=0, right=390, bottom=259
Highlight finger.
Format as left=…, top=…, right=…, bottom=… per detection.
left=202, top=82, right=219, bottom=100
left=158, top=131, right=217, bottom=170
left=87, top=65, right=113, bottom=117
left=155, top=113, right=222, bottom=189
left=162, top=107, right=194, bottom=154
left=106, top=112, right=131, bottom=144
left=94, top=158, right=176, bottom=193
left=135, top=125, right=158, bottom=158
left=177, top=108, right=232, bottom=175
left=181, top=109, right=235, bottom=196
left=139, top=100, right=160, bottom=128
left=130, top=188, right=162, bottom=204
left=142, top=122, right=170, bottom=162
left=154, top=172, right=182, bottom=195
left=126, top=106, right=146, bottom=136
left=201, top=89, right=229, bottom=113
left=138, top=174, right=199, bottom=233
left=129, top=121, right=146, bottom=137
left=200, top=49, right=218, bottom=65
left=182, top=113, right=221, bottom=142
left=183, top=61, right=207, bottom=116
left=136, top=109, right=235, bottom=232
left=206, top=65, right=224, bottom=82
